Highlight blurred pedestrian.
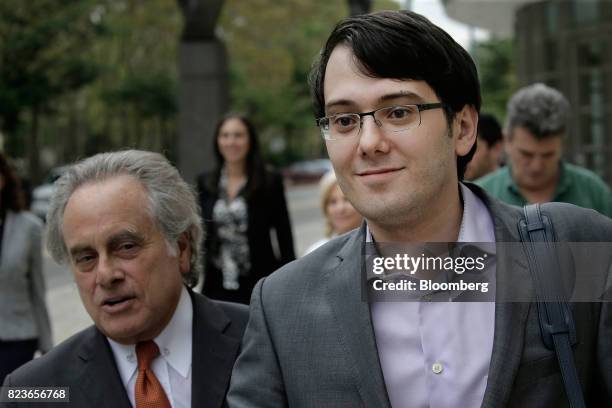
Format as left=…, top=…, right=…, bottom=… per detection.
left=464, top=113, right=503, bottom=180
left=0, top=152, right=52, bottom=383
left=304, top=171, right=362, bottom=254
left=477, top=83, right=611, bottom=216
left=197, top=114, right=295, bottom=304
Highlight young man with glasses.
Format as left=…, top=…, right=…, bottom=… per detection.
left=228, top=11, right=612, bottom=407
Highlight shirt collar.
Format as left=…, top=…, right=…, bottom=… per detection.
left=457, top=183, right=496, bottom=244
left=366, top=183, right=496, bottom=246
left=506, top=161, right=570, bottom=201
left=365, top=183, right=496, bottom=300
left=107, top=285, right=194, bottom=386
left=155, top=285, right=193, bottom=378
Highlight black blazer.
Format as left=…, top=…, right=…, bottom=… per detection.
left=197, top=170, right=295, bottom=304
left=3, top=290, right=248, bottom=408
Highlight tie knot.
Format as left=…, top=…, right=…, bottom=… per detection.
left=136, top=340, right=160, bottom=370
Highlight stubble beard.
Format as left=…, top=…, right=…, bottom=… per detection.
left=346, top=136, right=455, bottom=235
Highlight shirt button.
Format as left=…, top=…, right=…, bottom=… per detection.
left=432, top=362, right=443, bottom=374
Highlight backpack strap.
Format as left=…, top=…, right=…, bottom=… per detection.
left=518, top=203, right=585, bottom=408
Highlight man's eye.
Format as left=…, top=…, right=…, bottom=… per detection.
left=119, top=243, right=137, bottom=251
left=76, top=254, right=95, bottom=264
left=333, top=115, right=358, bottom=128
left=387, top=106, right=415, bottom=120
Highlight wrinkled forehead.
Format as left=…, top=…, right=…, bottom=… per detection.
left=61, top=189, right=160, bottom=258
left=63, top=176, right=153, bottom=229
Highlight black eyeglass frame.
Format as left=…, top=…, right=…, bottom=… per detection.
left=316, top=102, right=448, bottom=140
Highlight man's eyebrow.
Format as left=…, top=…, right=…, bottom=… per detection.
left=378, top=91, right=426, bottom=103
left=68, top=230, right=144, bottom=258
left=324, top=99, right=354, bottom=113
left=325, top=91, right=427, bottom=113
left=107, top=231, right=145, bottom=248
left=69, top=244, right=93, bottom=258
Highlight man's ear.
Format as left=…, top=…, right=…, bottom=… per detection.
left=454, top=105, right=478, bottom=157
left=177, top=232, right=191, bottom=274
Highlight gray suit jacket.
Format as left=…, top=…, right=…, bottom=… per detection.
left=3, top=290, right=248, bottom=408
left=0, top=211, right=52, bottom=352
left=227, top=185, right=612, bottom=407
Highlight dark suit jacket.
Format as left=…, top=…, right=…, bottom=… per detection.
left=197, top=170, right=295, bottom=304
left=3, top=290, right=248, bottom=408
left=227, top=184, right=612, bottom=407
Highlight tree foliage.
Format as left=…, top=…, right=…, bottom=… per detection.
left=218, top=0, right=347, bottom=165
left=0, top=0, right=102, bottom=179
left=73, top=0, right=181, bottom=159
left=219, top=0, right=398, bottom=165
left=476, top=37, right=516, bottom=124
left=1, top=0, right=401, bottom=179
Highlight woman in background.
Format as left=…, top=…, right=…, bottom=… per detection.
left=197, top=114, right=295, bottom=304
left=0, top=153, right=52, bottom=382
left=305, top=170, right=362, bottom=255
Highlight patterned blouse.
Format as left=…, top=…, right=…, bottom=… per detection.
left=212, top=170, right=251, bottom=290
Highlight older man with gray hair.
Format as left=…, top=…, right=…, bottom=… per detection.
left=477, top=83, right=611, bottom=217
left=3, top=150, right=248, bottom=408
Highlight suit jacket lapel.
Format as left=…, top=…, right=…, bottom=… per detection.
left=76, top=327, right=132, bottom=408
left=190, top=291, right=241, bottom=408
left=470, top=186, right=533, bottom=408
left=324, top=185, right=535, bottom=408
left=326, top=225, right=391, bottom=408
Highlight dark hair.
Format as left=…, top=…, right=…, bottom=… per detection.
left=210, top=114, right=267, bottom=199
left=309, top=10, right=481, bottom=179
left=0, top=152, right=26, bottom=212
left=477, top=113, right=502, bottom=147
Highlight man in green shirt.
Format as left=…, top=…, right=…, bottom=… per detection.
left=476, top=83, right=611, bottom=218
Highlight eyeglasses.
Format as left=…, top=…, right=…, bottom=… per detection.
left=316, top=103, right=447, bottom=141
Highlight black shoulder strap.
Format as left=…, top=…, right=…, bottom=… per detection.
left=518, top=203, right=585, bottom=408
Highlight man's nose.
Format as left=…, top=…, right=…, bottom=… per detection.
left=358, top=115, right=388, bottom=156
left=95, top=255, right=123, bottom=288
left=529, top=156, right=545, bottom=172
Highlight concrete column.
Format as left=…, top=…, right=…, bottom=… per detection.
left=177, top=39, right=229, bottom=185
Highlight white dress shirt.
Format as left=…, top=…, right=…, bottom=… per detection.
left=370, top=183, right=497, bottom=408
left=108, top=286, right=193, bottom=408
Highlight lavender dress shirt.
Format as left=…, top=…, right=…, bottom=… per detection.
left=370, top=183, right=496, bottom=408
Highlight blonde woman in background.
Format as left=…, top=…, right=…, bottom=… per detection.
left=304, top=171, right=363, bottom=255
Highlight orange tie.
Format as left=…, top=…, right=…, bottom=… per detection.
left=135, top=340, right=171, bottom=408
